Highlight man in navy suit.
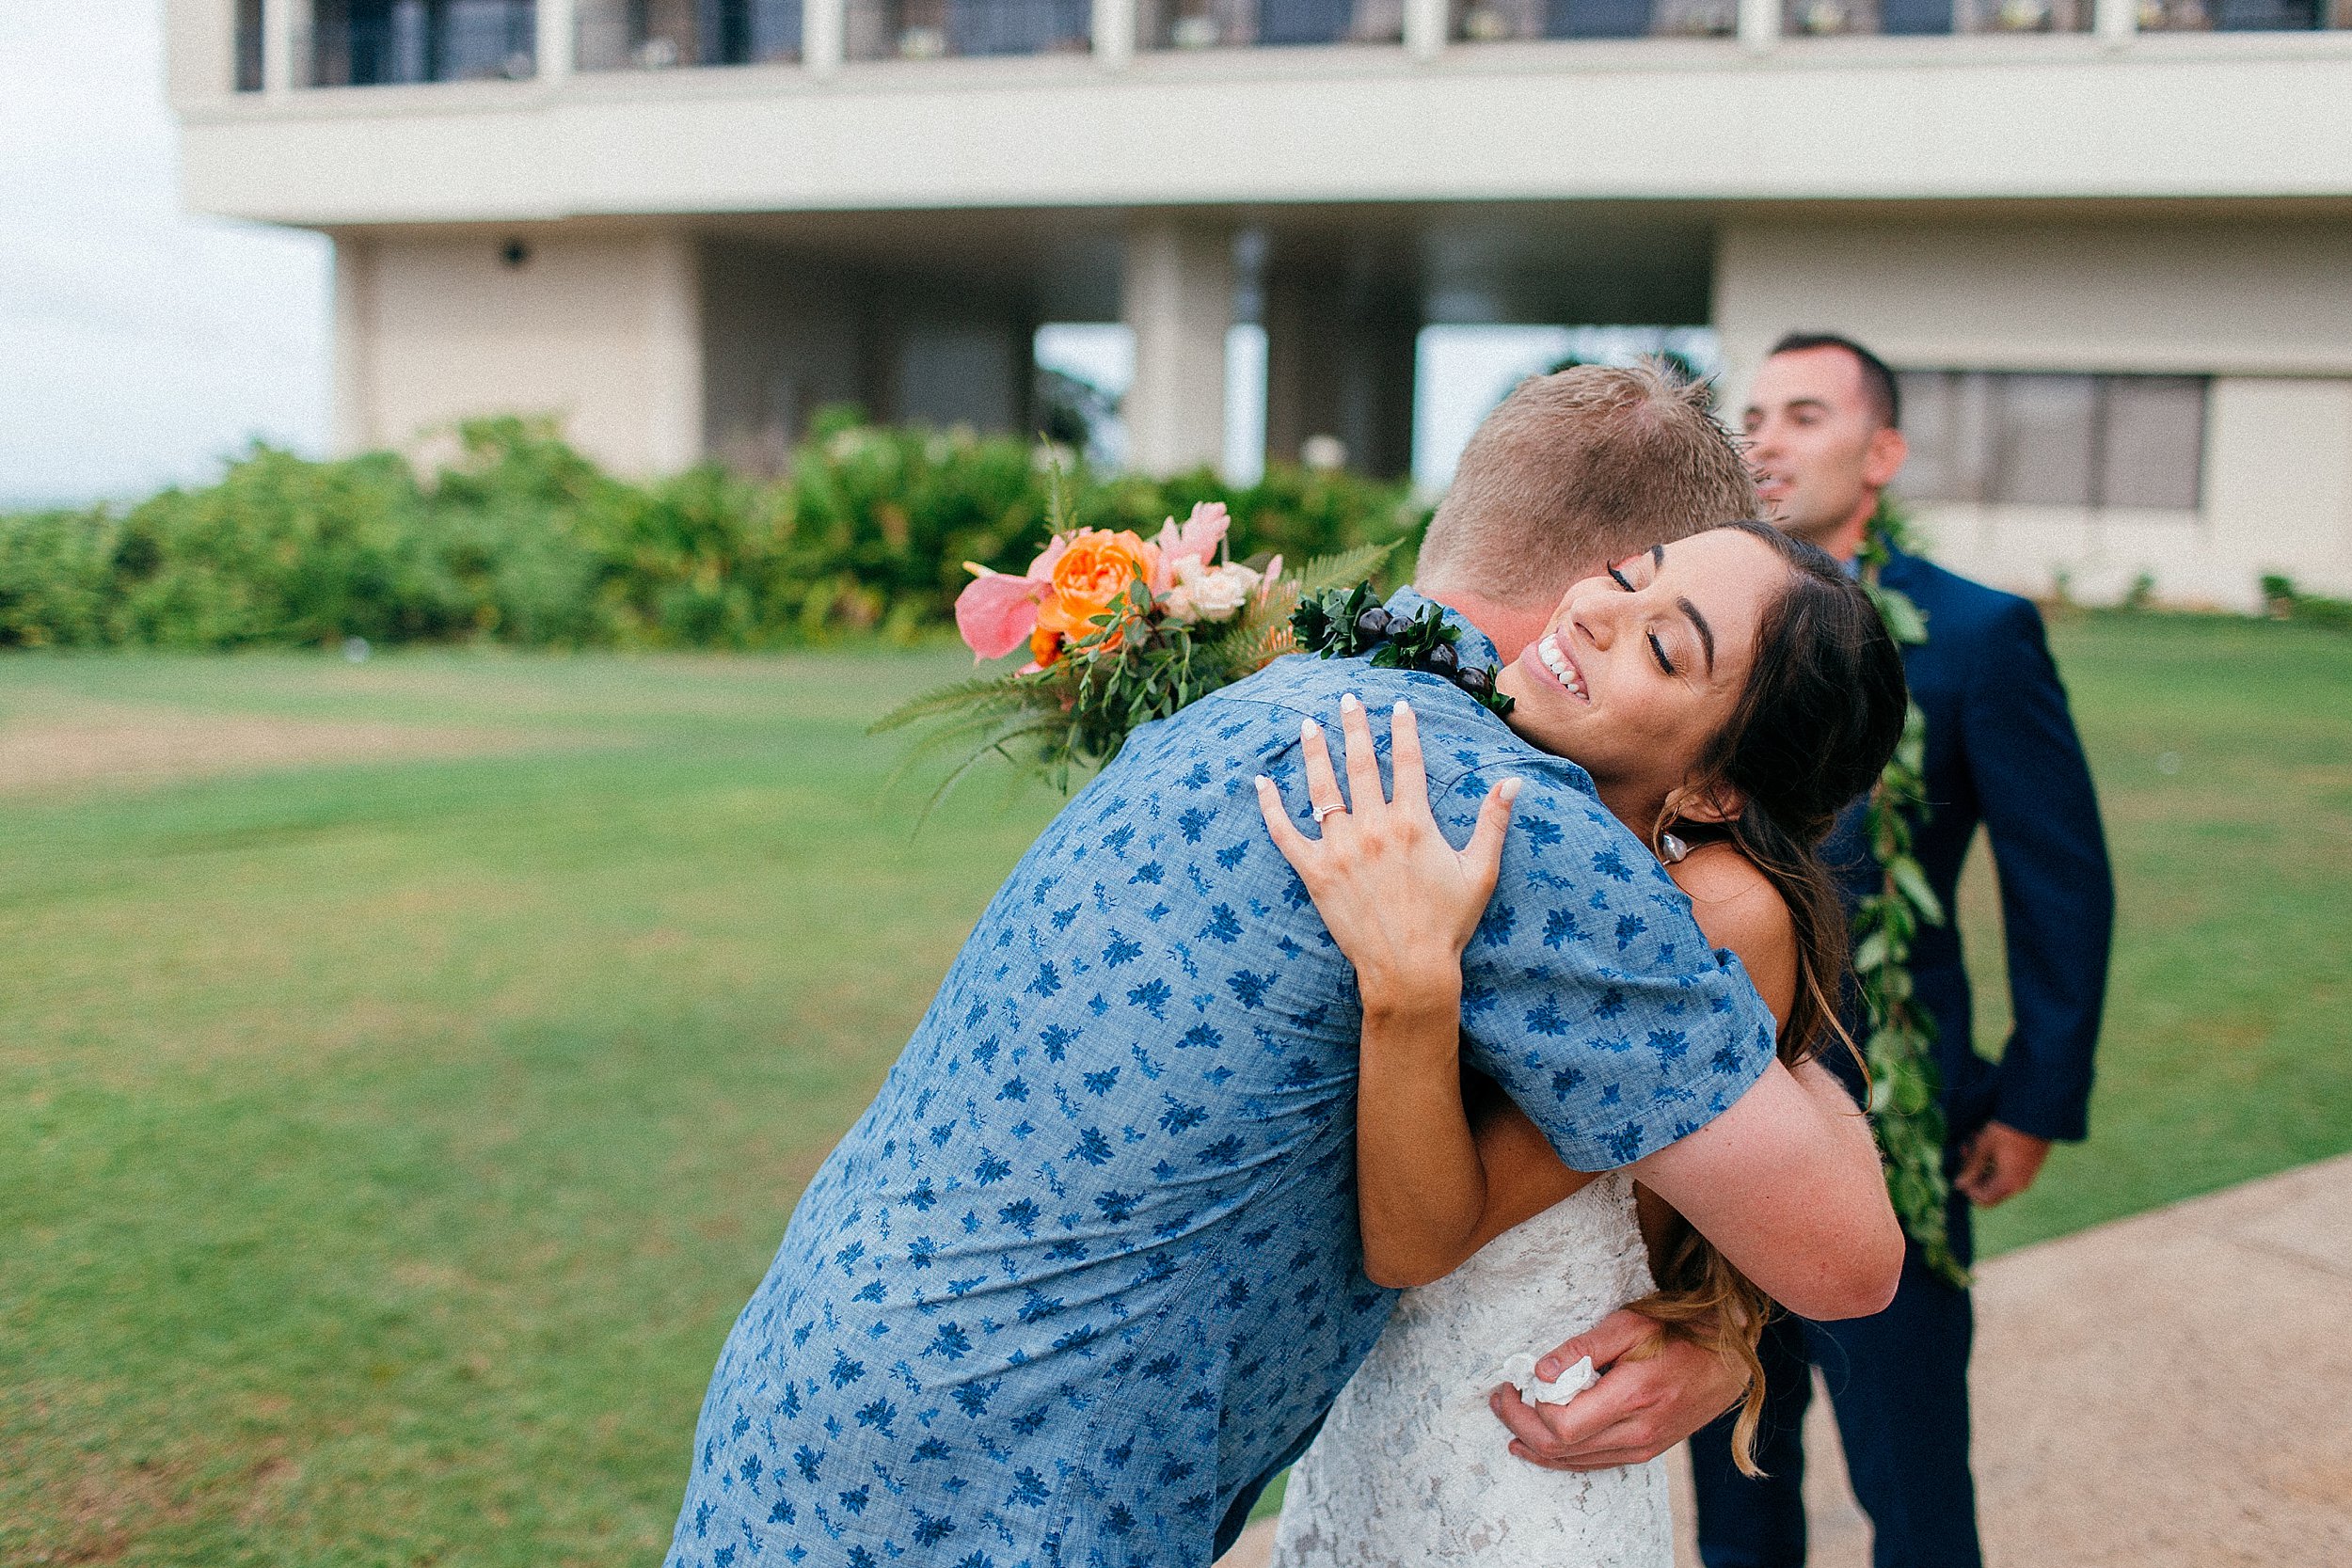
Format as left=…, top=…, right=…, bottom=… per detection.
left=1687, top=334, right=2116, bottom=1568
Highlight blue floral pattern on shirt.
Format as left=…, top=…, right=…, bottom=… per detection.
left=667, top=592, right=1777, bottom=1568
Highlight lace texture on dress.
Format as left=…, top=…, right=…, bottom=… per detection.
left=1268, top=1173, right=1673, bottom=1567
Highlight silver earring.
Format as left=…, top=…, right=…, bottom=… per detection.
left=1659, top=831, right=1691, bottom=864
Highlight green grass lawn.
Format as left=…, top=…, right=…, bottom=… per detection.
left=3, top=614, right=2346, bottom=1564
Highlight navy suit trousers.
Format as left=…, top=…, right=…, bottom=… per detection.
left=1689, top=1196, right=1980, bottom=1568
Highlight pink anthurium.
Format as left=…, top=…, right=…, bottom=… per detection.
left=955, top=566, right=1048, bottom=661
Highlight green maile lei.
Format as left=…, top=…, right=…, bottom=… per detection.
left=1853, top=500, right=1969, bottom=1290
left=1289, top=582, right=1516, bottom=718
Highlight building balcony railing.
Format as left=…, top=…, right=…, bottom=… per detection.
left=1451, top=0, right=1734, bottom=40
left=230, top=0, right=2352, bottom=95
left=843, top=0, right=1092, bottom=59
left=303, top=1, right=538, bottom=87
left=576, top=1, right=804, bottom=70
left=1139, top=0, right=1392, bottom=47
left=2139, top=0, right=2351, bottom=25
left=1780, top=0, right=2089, bottom=34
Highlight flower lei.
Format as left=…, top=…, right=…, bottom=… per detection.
left=1852, top=502, right=1969, bottom=1289
left=1289, top=582, right=1516, bottom=718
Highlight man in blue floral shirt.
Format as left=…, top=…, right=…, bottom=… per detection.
left=667, top=368, right=1870, bottom=1568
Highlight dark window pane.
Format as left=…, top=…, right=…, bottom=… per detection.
left=236, top=0, right=265, bottom=89
left=951, top=0, right=1090, bottom=52
left=1893, top=370, right=1995, bottom=504
left=1260, top=0, right=1354, bottom=42
left=1991, top=373, right=2096, bottom=507
left=1545, top=0, right=1658, bottom=35
left=2211, top=0, right=2319, bottom=25
left=1881, top=0, right=1955, bottom=29
left=2098, top=377, right=2206, bottom=511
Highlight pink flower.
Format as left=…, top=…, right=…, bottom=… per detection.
left=1152, top=502, right=1231, bottom=588
left=956, top=567, right=1047, bottom=661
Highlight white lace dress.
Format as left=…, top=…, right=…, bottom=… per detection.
left=1268, top=1173, right=1672, bottom=1567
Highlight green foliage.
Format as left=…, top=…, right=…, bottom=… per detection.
left=0, top=414, right=1426, bottom=652
left=1855, top=501, right=1968, bottom=1289
left=2260, top=573, right=2352, bottom=632
left=1290, top=581, right=1515, bottom=716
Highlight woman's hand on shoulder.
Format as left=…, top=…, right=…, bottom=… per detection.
left=1255, top=694, right=1520, bottom=1020
left=1669, top=843, right=1798, bottom=1032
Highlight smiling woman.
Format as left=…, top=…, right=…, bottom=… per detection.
left=1248, top=521, right=1912, bottom=1560
left=1498, top=529, right=1784, bottom=834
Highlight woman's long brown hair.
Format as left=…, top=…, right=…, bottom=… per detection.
left=1622, top=519, right=1909, bottom=1476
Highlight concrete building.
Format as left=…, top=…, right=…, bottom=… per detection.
left=170, top=0, right=2352, bottom=604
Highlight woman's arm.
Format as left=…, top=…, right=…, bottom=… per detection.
left=1367, top=837, right=1815, bottom=1286
left=1629, top=843, right=1803, bottom=1279
left=1255, top=694, right=1557, bottom=1288
left=1629, top=842, right=1897, bottom=1318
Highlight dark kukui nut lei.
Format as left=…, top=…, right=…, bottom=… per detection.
left=1290, top=584, right=1515, bottom=719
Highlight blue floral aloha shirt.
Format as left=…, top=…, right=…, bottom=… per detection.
left=666, top=591, right=1779, bottom=1568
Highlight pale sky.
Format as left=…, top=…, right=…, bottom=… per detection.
left=0, top=3, right=1710, bottom=506
left=1, top=1, right=331, bottom=506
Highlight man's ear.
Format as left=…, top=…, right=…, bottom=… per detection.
left=1668, top=781, right=1745, bottom=825
left=1862, top=425, right=1908, bottom=491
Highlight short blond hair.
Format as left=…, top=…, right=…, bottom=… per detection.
left=1417, top=362, right=1757, bottom=608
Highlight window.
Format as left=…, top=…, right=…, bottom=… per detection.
left=310, top=1, right=537, bottom=87
left=1893, top=372, right=2206, bottom=513
left=236, top=0, right=265, bottom=89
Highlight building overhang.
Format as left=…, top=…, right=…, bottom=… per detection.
left=178, top=34, right=2352, bottom=229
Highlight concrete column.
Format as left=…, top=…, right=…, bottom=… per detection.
left=330, top=233, right=375, bottom=454
left=1737, top=0, right=1778, bottom=50
left=1404, top=0, right=1449, bottom=59
left=1122, top=218, right=1233, bottom=476
left=539, top=0, right=577, bottom=77
left=805, top=0, right=847, bottom=72
left=1093, top=0, right=1136, bottom=64
left=644, top=230, right=707, bottom=473
left=2093, top=0, right=2135, bottom=44
left=1263, top=266, right=1419, bottom=481
left=262, top=0, right=300, bottom=92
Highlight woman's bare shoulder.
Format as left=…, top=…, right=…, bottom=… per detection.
left=1670, top=843, right=1795, bottom=955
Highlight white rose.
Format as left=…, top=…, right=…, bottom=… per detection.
left=1163, top=558, right=1260, bottom=624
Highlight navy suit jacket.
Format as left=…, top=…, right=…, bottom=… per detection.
left=1821, top=548, right=2115, bottom=1148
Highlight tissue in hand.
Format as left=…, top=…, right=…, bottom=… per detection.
left=1494, top=1352, right=1600, bottom=1407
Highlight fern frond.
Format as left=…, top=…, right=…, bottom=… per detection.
left=1296, top=542, right=1397, bottom=595
left=870, top=673, right=1048, bottom=734
left=1205, top=585, right=1301, bottom=674
left=1042, top=452, right=1076, bottom=538
left=912, top=718, right=1068, bottom=826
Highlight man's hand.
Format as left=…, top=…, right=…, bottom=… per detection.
left=1486, top=1307, right=1745, bottom=1471
left=1954, top=1121, right=2050, bottom=1207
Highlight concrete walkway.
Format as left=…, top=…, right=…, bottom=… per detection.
left=1220, top=1153, right=2352, bottom=1566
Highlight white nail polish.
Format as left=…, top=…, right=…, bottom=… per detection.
left=1340, top=692, right=1360, bottom=712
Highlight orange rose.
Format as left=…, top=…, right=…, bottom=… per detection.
left=1034, top=529, right=1162, bottom=650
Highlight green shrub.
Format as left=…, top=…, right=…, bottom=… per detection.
left=2260, top=574, right=2352, bottom=633
left=0, top=415, right=1426, bottom=652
